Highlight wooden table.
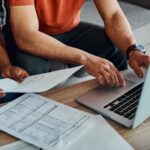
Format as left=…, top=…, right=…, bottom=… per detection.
left=0, top=79, right=150, bottom=150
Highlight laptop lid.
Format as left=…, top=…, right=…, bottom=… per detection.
left=133, top=66, right=150, bottom=128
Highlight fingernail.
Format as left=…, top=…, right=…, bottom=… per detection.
left=121, top=81, right=125, bottom=87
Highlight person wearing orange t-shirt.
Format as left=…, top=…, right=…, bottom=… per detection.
left=3, top=0, right=150, bottom=87
left=0, top=0, right=29, bottom=101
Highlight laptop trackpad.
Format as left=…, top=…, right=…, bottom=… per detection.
left=77, top=79, right=135, bottom=107
left=110, top=79, right=135, bottom=95
left=123, top=68, right=145, bottom=83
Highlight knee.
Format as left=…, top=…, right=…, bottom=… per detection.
left=12, top=53, right=51, bottom=75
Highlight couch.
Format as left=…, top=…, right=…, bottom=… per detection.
left=81, top=0, right=150, bottom=30
left=121, top=0, right=150, bottom=9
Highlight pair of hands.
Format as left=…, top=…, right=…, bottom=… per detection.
left=1, top=51, right=149, bottom=96
left=0, top=65, right=29, bottom=97
left=84, top=51, right=150, bottom=87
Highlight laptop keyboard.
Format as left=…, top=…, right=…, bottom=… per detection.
left=103, top=83, right=144, bottom=120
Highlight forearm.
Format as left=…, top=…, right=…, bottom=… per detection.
left=104, top=10, right=136, bottom=52
left=10, top=5, right=88, bottom=66
left=94, top=0, right=136, bottom=53
left=0, top=31, right=11, bottom=71
left=15, top=30, right=88, bottom=65
left=0, top=47, right=11, bottom=71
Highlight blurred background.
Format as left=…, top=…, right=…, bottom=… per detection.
left=81, top=0, right=150, bottom=30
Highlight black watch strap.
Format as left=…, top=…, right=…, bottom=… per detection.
left=126, top=44, right=136, bottom=59
left=126, top=44, right=145, bottom=59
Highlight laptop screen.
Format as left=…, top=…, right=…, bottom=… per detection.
left=133, top=65, right=150, bottom=128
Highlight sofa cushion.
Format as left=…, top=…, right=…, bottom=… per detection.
left=121, top=0, right=150, bottom=9
left=81, top=1, right=150, bottom=29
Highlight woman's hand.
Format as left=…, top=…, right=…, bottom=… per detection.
left=0, top=89, right=5, bottom=97
left=1, top=65, right=29, bottom=82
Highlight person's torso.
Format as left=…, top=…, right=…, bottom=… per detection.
left=35, top=0, right=84, bottom=35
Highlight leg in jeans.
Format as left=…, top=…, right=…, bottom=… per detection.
left=53, top=22, right=128, bottom=71
left=12, top=51, right=52, bottom=75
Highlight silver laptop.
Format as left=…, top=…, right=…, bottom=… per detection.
left=76, top=66, right=150, bottom=128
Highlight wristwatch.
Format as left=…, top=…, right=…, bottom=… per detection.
left=126, top=44, right=146, bottom=59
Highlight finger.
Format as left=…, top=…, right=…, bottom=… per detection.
left=1, top=72, right=9, bottom=78
left=112, top=68, right=125, bottom=87
left=97, top=74, right=105, bottom=86
left=108, top=63, right=125, bottom=86
left=117, top=72, right=125, bottom=86
left=142, top=55, right=150, bottom=67
left=0, top=89, right=5, bottom=97
left=11, top=70, right=23, bottom=82
left=20, top=71, right=29, bottom=79
left=100, top=63, right=117, bottom=86
left=11, top=68, right=29, bottom=82
left=109, top=71, right=120, bottom=87
left=0, top=93, right=5, bottom=97
left=1, top=72, right=7, bottom=78
left=103, top=64, right=122, bottom=87
left=107, top=67, right=120, bottom=86
left=131, top=61, right=143, bottom=78
left=13, top=74, right=23, bottom=82
left=100, top=68, right=113, bottom=86
left=103, top=62, right=120, bottom=86
left=1, top=66, right=12, bottom=78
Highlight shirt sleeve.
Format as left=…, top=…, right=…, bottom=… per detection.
left=9, top=0, right=34, bottom=6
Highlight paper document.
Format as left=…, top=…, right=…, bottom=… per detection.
left=69, top=115, right=134, bottom=150
left=0, top=93, right=95, bottom=150
left=0, top=116, right=134, bottom=150
left=0, top=66, right=83, bottom=93
left=0, top=141, right=39, bottom=150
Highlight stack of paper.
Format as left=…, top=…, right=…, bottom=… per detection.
left=0, top=93, right=96, bottom=150
left=0, top=93, right=134, bottom=150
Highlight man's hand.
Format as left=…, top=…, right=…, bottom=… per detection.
left=128, top=51, right=150, bottom=78
left=83, top=54, right=125, bottom=87
left=1, top=65, right=29, bottom=82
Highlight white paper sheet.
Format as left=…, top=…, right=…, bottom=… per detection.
left=0, top=66, right=83, bottom=93
left=0, top=93, right=95, bottom=150
left=67, top=115, right=134, bottom=150
left=0, top=141, right=39, bottom=150
left=0, top=115, right=134, bottom=150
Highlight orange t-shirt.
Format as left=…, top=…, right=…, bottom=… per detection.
left=9, top=0, right=84, bottom=35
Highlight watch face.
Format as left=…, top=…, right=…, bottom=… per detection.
left=136, top=44, right=145, bottom=53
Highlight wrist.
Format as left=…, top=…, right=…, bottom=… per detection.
left=126, top=44, right=145, bottom=59
left=76, top=50, right=89, bottom=66
left=0, top=64, right=12, bottom=72
left=66, top=46, right=88, bottom=65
